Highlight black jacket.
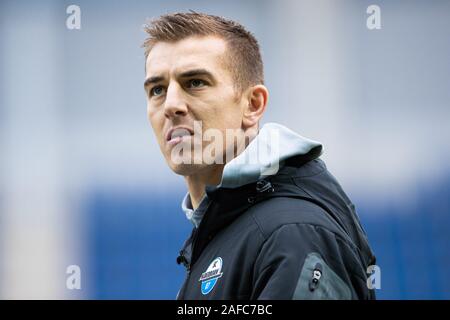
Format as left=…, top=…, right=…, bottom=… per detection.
left=176, top=155, right=376, bottom=300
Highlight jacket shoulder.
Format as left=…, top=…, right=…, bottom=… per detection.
left=248, top=196, right=349, bottom=242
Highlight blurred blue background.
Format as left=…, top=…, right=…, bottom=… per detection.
left=0, top=0, right=449, bottom=299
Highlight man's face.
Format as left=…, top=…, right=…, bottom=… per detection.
left=144, top=36, right=247, bottom=176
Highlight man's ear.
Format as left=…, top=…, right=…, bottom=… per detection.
left=242, top=84, right=269, bottom=129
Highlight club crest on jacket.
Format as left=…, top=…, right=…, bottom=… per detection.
left=199, top=257, right=223, bottom=295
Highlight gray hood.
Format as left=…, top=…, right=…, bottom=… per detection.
left=219, top=122, right=323, bottom=188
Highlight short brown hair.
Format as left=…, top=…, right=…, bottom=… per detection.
left=143, top=11, right=264, bottom=95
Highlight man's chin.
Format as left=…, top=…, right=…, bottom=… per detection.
left=168, top=162, right=207, bottom=177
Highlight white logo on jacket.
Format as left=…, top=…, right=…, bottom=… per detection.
left=199, top=257, right=223, bottom=295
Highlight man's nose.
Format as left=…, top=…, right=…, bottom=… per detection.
left=164, top=83, right=188, bottom=118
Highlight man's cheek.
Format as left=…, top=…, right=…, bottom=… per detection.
left=149, top=123, right=164, bottom=148
left=148, top=116, right=159, bottom=132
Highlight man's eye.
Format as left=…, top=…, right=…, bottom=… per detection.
left=188, top=79, right=206, bottom=88
left=150, top=86, right=165, bottom=97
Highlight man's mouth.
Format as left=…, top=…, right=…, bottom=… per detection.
left=166, top=127, right=194, bottom=146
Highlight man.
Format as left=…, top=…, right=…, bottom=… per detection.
left=143, top=12, right=376, bottom=299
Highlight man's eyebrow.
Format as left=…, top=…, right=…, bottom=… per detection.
left=178, top=68, right=215, bottom=79
left=144, top=68, right=215, bottom=88
left=144, top=76, right=164, bottom=88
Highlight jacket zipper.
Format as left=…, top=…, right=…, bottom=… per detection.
left=177, top=263, right=191, bottom=299
left=176, top=228, right=199, bottom=299
left=309, top=262, right=323, bottom=292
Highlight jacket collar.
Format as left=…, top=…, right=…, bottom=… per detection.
left=187, top=153, right=321, bottom=268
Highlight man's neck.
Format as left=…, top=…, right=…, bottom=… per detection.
left=184, top=127, right=258, bottom=210
left=185, top=165, right=224, bottom=210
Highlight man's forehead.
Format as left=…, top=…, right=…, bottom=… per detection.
left=145, top=36, right=228, bottom=78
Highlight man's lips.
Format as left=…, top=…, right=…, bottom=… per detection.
left=165, top=126, right=194, bottom=145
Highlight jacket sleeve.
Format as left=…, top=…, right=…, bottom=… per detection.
left=250, top=223, right=370, bottom=300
